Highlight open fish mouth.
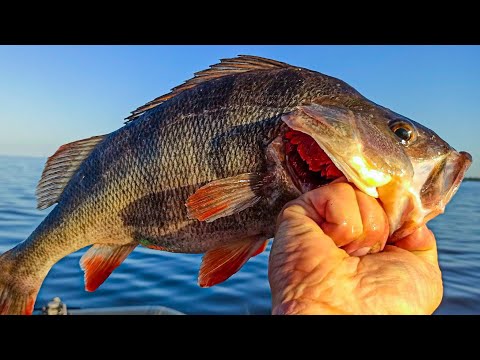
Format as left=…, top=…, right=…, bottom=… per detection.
left=382, top=150, right=472, bottom=241
left=420, top=150, right=472, bottom=216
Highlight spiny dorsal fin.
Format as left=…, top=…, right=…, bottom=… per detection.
left=125, top=55, right=291, bottom=122
left=36, top=135, right=106, bottom=210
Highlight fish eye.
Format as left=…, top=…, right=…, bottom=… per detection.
left=390, top=120, right=416, bottom=145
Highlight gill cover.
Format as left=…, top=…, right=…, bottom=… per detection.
left=281, top=104, right=413, bottom=198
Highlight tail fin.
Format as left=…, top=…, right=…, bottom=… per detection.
left=0, top=250, right=39, bottom=315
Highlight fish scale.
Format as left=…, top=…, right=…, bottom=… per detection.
left=0, top=55, right=471, bottom=314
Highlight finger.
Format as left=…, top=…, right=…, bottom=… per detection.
left=394, top=225, right=436, bottom=252
left=341, top=189, right=390, bottom=256
left=274, top=202, right=344, bottom=263
left=275, top=182, right=388, bottom=257
left=388, top=225, right=438, bottom=264
left=271, top=188, right=352, bottom=282
left=270, top=195, right=348, bottom=310
left=303, top=182, right=364, bottom=247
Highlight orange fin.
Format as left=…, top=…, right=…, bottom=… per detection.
left=0, top=250, right=39, bottom=315
left=80, top=243, right=137, bottom=292
left=199, top=238, right=268, bottom=287
left=186, top=173, right=265, bottom=223
left=252, top=239, right=270, bottom=257
left=0, top=289, right=36, bottom=315
left=0, top=280, right=37, bottom=315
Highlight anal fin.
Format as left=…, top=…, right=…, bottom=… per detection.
left=199, top=238, right=269, bottom=288
left=80, top=243, right=137, bottom=292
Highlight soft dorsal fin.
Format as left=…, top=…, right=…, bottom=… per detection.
left=125, top=55, right=291, bottom=122
left=36, top=135, right=106, bottom=210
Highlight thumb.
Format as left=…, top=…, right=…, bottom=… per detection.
left=269, top=187, right=349, bottom=310
left=268, top=184, right=348, bottom=296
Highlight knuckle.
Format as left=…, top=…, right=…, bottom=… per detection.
left=280, top=203, right=305, bottom=221
left=276, top=202, right=306, bottom=232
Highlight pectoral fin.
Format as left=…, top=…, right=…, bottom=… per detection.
left=186, top=172, right=265, bottom=222
left=80, top=243, right=137, bottom=292
left=199, top=238, right=269, bottom=287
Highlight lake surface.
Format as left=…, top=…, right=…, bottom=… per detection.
left=0, top=155, right=479, bottom=314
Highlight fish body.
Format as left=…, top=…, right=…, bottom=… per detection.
left=0, top=56, right=471, bottom=314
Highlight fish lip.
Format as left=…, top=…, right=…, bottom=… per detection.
left=390, top=150, right=472, bottom=240
left=441, top=150, right=472, bottom=207
left=461, top=151, right=473, bottom=163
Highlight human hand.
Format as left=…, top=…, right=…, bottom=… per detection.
left=268, top=182, right=443, bottom=315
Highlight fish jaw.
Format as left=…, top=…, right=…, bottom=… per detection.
left=386, top=149, right=472, bottom=241
left=420, top=150, right=472, bottom=216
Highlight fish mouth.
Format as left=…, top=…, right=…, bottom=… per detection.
left=418, top=150, right=472, bottom=222
left=387, top=150, right=472, bottom=241
left=434, top=151, right=472, bottom=209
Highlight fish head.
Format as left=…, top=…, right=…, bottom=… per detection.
left=281, top=99, right=472, bottom=239
left=378, top=116, right=472, bottom=240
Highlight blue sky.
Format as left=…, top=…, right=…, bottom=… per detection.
left=0, top=45, right=478, bottom=176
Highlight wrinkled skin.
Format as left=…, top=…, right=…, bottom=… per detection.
left=269, top=181, right=442, bottom=315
